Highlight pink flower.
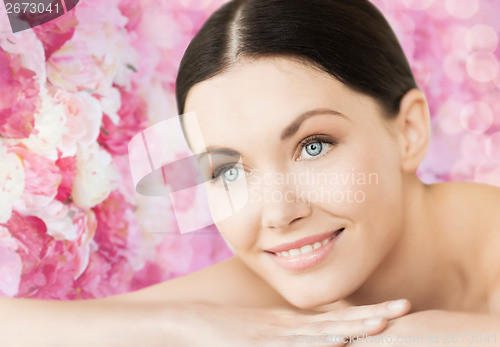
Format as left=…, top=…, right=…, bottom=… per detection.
left=55, top=151, right=78, bottom=203
left=97, top=86, right=148, bottom=155
left=46, top=39, right=107, bottom=94
left=64, top=206, right=97, bottom=280
left=91, top=190, right=142, bottom=262
left=32, top=7, right=79, bottom=60
left=1, top=211, right=50, bottom=297
left=52, top=88, right=103, bottom=157
left=130, top=261, right=164, bottom=291
left=119, top=0, right=143, bottom=32
left=1, top=206, right=97, bottom=299
left=0, top=226, right=23, bottom=297
left=10, top=144, right=62, bottom=211
left=75, top=251, right=134, bottom=299
left=0, top=49, right=41, bottom=139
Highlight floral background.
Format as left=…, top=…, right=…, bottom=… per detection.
left=0, top=0, right=499, bottom=299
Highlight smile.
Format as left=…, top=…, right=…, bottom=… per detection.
left=264, top=228, right=344, bottom=271
left=275, top=236, right=333, bottom=257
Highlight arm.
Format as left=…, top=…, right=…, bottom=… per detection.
left=0, top=295, right=197, bottom=347
left=0, top=294, right=411, bottom=347
left=351, top=310, right=500, bottom=346
left=0, top=256, right=412, bottom=347
left=0, top=257, right=286, bottom=347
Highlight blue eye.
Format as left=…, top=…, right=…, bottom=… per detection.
left=211, top=164, right=248, bottom=184
left=298, top=135, right=335, bottom=160
left=304, top=142, right=322, bottom=156
left=223, top=167, right=240, bottom=182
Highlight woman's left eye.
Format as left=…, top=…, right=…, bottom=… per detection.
left=297, top=136, right=334, bottom=160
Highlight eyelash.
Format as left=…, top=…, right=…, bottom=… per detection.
left=295, top=134, right=336, bottom=161
left=209, top=135, right=336, bottom=184
left=210, top=163, right=250, bottom=185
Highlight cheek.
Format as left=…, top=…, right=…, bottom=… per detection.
left=344, top=137, right=404, bottom=240
left=207, top=184, right=260, bottom=253
left=308, top=138, right=402, bottom=224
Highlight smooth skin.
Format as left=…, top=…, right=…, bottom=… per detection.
left=111, top=56, right=500, bottom=345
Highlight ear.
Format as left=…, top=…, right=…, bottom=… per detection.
left=393, top=88, right=431, bottom=173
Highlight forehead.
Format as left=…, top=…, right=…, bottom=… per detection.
left=182, top=57, right=373, bottom=153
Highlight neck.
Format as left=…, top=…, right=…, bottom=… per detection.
left=341, top=175, right=466, bottom=313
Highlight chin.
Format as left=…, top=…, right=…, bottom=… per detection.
left=286, top=294, right=336, bottom=310
left=280, top=286, right=342, bottom=310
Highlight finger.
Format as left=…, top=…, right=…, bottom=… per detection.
left=287, top=316, right=388, bottom=345
left=305, top=299, right=411, bottom=322
left=269, top=332, right=349, bottom=347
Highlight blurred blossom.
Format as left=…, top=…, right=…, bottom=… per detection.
left=437, top=101, right=465, bottom=134
left=485, top=132, right=500, bottom=160
left=466, top=52, right=499, bottom=83
left=443, top=52, right=467, bottom=83
left=401, top=0, right=434, bottom=11
left=460, top=101, right=493, bottom=134
left=465, top=25, right=498, bottom=53
left=474, top=161, right=500, bottom=186
left=445, top=0, right=479, bottom=19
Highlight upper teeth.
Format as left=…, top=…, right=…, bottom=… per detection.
left=276, top=238, right=330, bottom=257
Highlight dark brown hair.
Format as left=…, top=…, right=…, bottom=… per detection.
left=175, top=0, right=418, bottom=120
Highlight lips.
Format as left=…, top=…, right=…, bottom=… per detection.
left=264, top=228, right=345, bottom=254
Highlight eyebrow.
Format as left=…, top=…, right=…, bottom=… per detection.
left=195, top=108, right=348, bottom=163
left=280, top=108, right=349, bottom=141
left=197, top=148, right=244, bottom=167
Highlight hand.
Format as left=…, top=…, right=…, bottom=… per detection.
left=346, top=309, right=500, bottom=346
left=182, top=299, right=412, bottom=346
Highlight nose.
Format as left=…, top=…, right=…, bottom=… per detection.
left=258, top=174, right=312, bottom=230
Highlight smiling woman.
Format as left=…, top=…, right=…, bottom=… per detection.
left=1, top=0, right=500, bottom=346
left=166, top=0, right=500, bottom=344
left=181, top=57, right=413, bottom=310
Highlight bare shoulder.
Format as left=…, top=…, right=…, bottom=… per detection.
left=430, top=181, right=500, bottom=313
left=107, top=256, right=294, bottom=309
left=431, top=181, right=500, bottom=233
left=446, top=181, right=500, bottom=312
left=472, top=183, right=500, bottom=313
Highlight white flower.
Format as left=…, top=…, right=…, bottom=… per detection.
left=99, top=86, right=121, bottom=125
left=0, top=145, right=25, bottom=223
left=32, top=199, right=78, bottom=241
left=54, top=89, right=103, bottom=157
left=71, top=142, right=119, bottom=209
left=19, top=88, right=66, bottom=161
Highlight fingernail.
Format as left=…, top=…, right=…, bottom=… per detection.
left=364, top=317, right=383, bottom=326
left=387, top=299, right=407, bottom=311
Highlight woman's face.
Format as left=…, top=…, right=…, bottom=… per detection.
left=183, top=57, right=406, bottom=309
